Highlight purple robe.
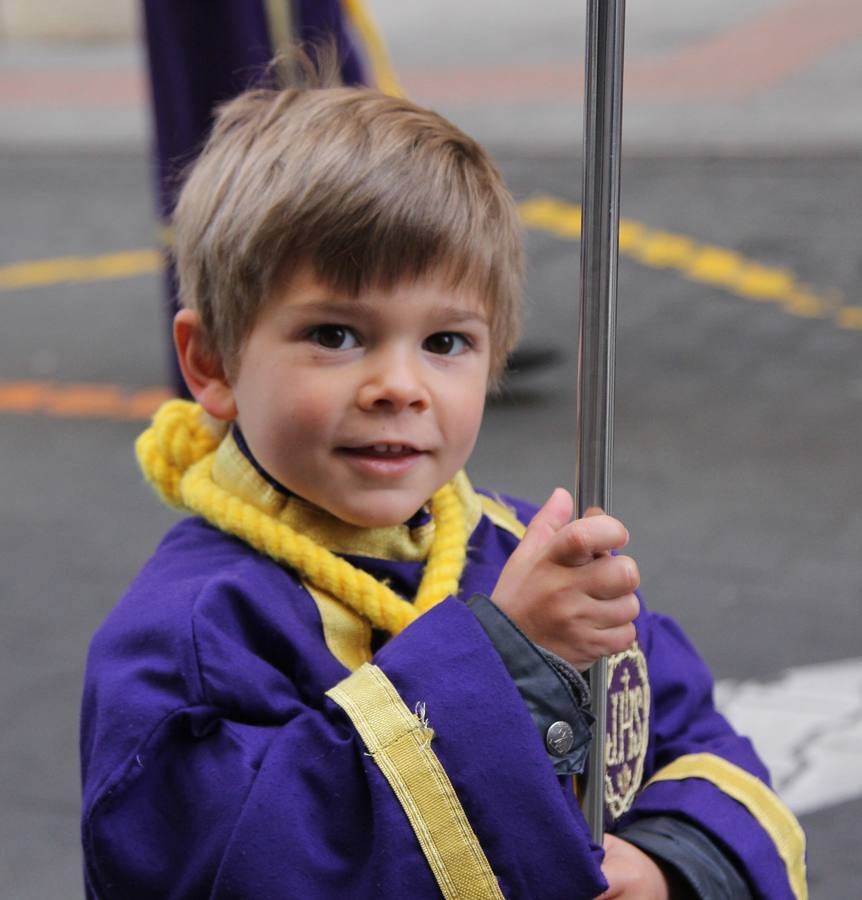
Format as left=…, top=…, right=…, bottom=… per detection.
left=80, top=441, right=805, bottom=898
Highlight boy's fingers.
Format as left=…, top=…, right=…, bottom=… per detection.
left=590, top=593, right=640, bottom=629
left=584, top=507, right=613, bottom=557
left=585, top=554, right=641, bottom=599
left=548, top=514, right=629, bottom=566
left=517, top=487, right=573, bottom=556
left=588, top=621, right=638, bottom=658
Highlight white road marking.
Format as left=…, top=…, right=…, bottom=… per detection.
left=715, top=657, right=862, bottom=815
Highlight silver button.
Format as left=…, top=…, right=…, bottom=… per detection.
left=546, top=720, right=575, bottom=756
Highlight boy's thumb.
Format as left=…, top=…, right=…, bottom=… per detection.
left=519, top=487, right=573, bottom=553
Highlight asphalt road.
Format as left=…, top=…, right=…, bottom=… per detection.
left=2, top=144, right=860, bottom=899
left=2, top=0, right=861, bottom=896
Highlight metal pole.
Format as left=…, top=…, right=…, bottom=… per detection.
left=577, top=0, right=626, bottom=844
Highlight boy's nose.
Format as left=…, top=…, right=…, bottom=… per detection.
left=356, top=353, right=430, bottom=413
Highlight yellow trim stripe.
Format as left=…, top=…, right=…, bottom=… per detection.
left=479, top=494, right=526, bottom=539
left=327, top=664, right=503, bottom=899
left=646, top=753, right=807, bottom=900
left=306, top=583, right=373, bottom=672
left=341, top=0, right=404, bottom=97
left=262, top=0, right=294, bottom=57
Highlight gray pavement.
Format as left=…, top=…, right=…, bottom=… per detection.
left=2, top=1, right=861, bottom=896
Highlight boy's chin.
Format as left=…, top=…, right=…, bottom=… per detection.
left=327, top=494, right=429, bottom=529
left=336, top=508, right=421, bottom=529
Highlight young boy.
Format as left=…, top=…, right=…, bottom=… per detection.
left=80, top=82, right=806, bottom=899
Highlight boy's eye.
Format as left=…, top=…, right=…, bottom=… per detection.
left=309, top=325, right=358, bottom=350
left=423, top=332, right=468, bottom=355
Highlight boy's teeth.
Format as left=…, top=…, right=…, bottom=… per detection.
left=369, top=444, right=406, bottom=454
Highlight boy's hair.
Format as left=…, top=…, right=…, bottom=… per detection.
left=173, top=82, right=524, bottom=383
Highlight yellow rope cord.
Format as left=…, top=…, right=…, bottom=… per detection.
left=135, top=400, right=219, bottom=508
left=341, top=0, right=404, bottom=97
left=414, top=481, right=467, bottom=614
left=136, top=400, right=468, bottom=635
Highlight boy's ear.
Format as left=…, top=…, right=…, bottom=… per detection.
left=173, top=309, right=238, bottom=421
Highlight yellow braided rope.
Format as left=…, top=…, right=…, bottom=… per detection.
left=414, top=481, right=467, bottom=614
left=135, top=401, right=220, bottom=508
left=136, top=400, right=468, bottom=635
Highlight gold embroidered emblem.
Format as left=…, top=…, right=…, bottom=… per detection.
left=604, top=642, right=650, bottom=819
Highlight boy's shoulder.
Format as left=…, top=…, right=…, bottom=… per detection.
left=83, top=515, right=324, bottom=734
left=90, top=516, right=305, bottom=662
left=125, top=515, right=275, bottom=606
left=80, top=516, right=330, bottom=817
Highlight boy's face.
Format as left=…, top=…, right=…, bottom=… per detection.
left=228, top=268, right=492, bottom=527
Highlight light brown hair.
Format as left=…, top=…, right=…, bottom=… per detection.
left=173, top=83, right=524, bottom=382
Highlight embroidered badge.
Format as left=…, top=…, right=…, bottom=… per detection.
left=604, top=642, right=650, bottom=819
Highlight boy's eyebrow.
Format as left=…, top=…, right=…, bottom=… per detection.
left=292, top=297, right=489, bottom=324
left=428, top=306, right=490, bottom=325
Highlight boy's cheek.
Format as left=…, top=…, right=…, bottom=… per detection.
left=284, top=389, right=343, bottom=434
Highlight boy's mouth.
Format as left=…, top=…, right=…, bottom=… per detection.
left=339, top=444, right=422, bottom=458
left=336, top=443, right=428, bottom=478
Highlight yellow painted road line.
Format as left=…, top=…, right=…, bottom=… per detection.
left=0, top=381, right=170, bottom=420
left=0, top=249, right=161, bottom=291
left=518, top=195, right=857, bottom=330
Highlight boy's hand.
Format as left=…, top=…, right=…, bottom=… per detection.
left=491, top=488, right=639, bottom=671
left=596, top=835, right=673, bottom=899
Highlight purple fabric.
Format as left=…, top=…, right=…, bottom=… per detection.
left=142, top=0, right=366, bottom=220
left=80, top=497, right=798, bottom=898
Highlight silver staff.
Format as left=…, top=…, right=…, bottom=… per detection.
left=576, top=0, right=626, bottom=843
